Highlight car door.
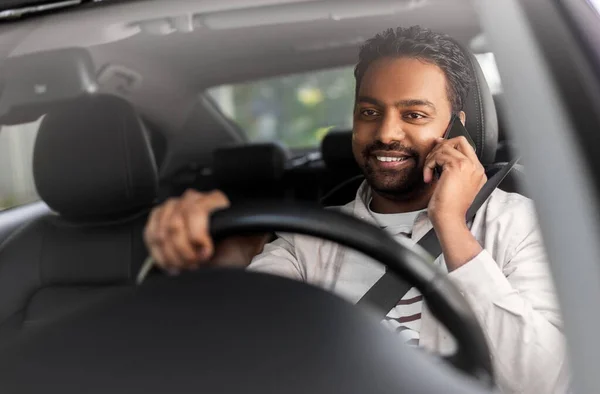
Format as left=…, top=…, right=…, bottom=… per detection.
left=476, top=0, right=600, bottom=392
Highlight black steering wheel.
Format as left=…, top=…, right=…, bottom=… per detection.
left=0, top=203, right=494, bottom=394
left=211, top=202, right=494, bottom=385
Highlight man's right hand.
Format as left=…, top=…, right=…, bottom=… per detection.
left=144, top=189, right=266, bottom=274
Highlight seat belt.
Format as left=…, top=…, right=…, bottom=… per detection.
left=357, top=156, right=521, bottom=317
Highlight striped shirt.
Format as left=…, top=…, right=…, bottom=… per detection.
left=368, top=207, right=442, bottom=346
left=381, top=288, right=423, bottom=346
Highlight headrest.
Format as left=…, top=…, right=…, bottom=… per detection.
left=212, top=143, right=289, bottom=188
left=321, top=50, right=499, bottom=169
left=493, top=94, right=507, bottom=142
left=462, top=51, right=498, bottom=165
left=321, top=131, right=360, bottom=175
left=33, top=95, right=158, bottom=220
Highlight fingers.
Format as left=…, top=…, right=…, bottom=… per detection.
left=451, top=136, right=479, bottom=163
left=145, top=208, right=168, bottom=267
left=423, top=137, right=482, bottom=183
left=145, top=198, right=179, bottom=266
left=169, top=214, right=201, bottom=267
left=184, top=190, right=229, bottom=244
left=448, top=137, right=486, bottom=183
left=143, top=189, right=230, bottom=274
left=156, top=199, right=187, bottom=270
left=424, top=140, right=465, bottom=183
left=183, top=190, right=229, bottom=259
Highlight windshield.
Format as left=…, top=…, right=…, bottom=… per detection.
left=0, top=2, right=569, bottom=394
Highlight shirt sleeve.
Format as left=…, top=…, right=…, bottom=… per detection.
left=447, top=202, right=570, bottom=394
left=246, top=233, right=305, bottom=281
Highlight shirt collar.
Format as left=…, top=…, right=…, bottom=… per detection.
left=352, top=181, right=433, bottom=239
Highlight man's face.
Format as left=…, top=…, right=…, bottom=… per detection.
left=352, top=57, right=454, bottom=198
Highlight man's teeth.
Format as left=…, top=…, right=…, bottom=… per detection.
left=376, top=156, right=407, bottom=162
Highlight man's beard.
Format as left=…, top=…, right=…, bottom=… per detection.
left=360, top=141, right=427, bottom=199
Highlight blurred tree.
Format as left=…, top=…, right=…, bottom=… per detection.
left=209, top=66, right=355, bottom=148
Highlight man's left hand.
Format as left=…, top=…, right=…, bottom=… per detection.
left=423, top=136, right=487, bottom=227
left=423, top=136, right=487, bottom=271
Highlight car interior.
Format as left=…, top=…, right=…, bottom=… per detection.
left=4, top=0, right=596, bottom=393
left=0, top=0, right=527, bottom=345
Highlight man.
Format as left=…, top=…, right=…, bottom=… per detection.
left=144, top=26, right=568, bottom=393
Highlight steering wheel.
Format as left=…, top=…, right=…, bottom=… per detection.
left=211, top=202, right=494, bottom=385
left=0, top=203, right=494, bottom=394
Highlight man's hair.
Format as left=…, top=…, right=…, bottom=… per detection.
left=354, top=26, right=474, bottom=113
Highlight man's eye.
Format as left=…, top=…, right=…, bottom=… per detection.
left=360, top=109, right=380, bottom=117
left=404, top=112, right=426, bottom=120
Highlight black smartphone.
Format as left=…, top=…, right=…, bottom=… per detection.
left=443, top=115, right=477, bottom=152
left=434, top=115, right=477, bottom=178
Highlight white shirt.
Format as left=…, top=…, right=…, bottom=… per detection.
left=368, top=205, right=430, bottom=345
left=248, top=181, right=569, bottom=394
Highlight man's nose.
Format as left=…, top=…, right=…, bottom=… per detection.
left=376, top=111, right=406, bottom=144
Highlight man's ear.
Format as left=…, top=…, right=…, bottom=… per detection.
left=458, top=111, right=467, bottom=126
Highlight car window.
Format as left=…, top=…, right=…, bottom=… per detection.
left=474, top=52, right=502, bottom=95
left=0, top=118, right=42, bottom=211
left=207, top=66, right=355, bottom=148
left=207, top=55, right=502, bottom=149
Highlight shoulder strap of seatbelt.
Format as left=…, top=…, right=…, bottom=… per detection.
left=357, top=156, right=521, bottom=317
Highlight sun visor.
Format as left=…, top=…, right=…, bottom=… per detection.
left=0, top=47, right=97, bottom=125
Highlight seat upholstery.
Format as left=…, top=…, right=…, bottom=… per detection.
left=493, top=94, right=519, bottom=163
left=462, top=49, right=498, bottom=166
left=0, top=94, right=158, bottom=344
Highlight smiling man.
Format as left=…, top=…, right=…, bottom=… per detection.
left=144, top=26, right=569, bottom=393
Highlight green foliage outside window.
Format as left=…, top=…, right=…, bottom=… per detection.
left=208, top=66, right=356, bottom=148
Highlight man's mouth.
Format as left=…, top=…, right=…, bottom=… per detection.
left=369, top=152, right=415, bottom=169
left=375, top=156, right=409, bottom=163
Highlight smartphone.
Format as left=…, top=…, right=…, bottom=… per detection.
left=434, top=115, right=477, bottom=178
left=443, top=115, right=477, bottom=152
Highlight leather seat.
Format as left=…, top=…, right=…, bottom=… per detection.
left=493, top=94, right=518, bottom=163
left=319, top=50, right=526, bottom=206
left=0, top=94, right=158, bottom=344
